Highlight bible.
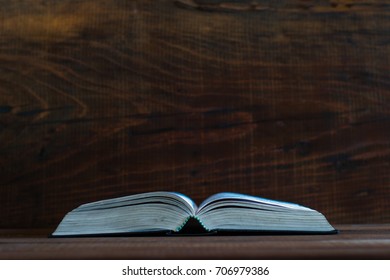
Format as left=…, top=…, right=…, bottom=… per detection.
left=52, top=191, right=336, bottom=236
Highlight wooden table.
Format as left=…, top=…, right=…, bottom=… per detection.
left=0, top=224, right=389, bottom=259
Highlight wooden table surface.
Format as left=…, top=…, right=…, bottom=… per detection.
left=0, top=224, right=389, bottom=259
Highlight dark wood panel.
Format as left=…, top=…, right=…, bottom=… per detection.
left=0, top=225, right=389, bottom=259
left=0, top=0, right=389, bottom=228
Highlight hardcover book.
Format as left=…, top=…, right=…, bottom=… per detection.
left=52, top=191, right=336, bottom=236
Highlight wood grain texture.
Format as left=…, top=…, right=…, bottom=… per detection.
left=0, top=0, right=389, bottom=228
left=0, top=225, right=389, bottom=259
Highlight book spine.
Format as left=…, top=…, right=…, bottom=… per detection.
left=193, top=216, right=209, bottom=232
left=175, top=216, right=191, bottom=232
left=175, top=216, right=210, bottom=232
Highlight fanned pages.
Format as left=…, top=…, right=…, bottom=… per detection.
left=52, top=191, right=336, bottom=236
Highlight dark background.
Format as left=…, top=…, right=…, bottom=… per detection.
left=0, top=0, right=389, bottom=230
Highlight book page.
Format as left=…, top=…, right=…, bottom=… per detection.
left=171, top=192, right=198, bottom=215
left=197, top=192, right=313, bottom=213
left=76, top=191, right=197, bottom=216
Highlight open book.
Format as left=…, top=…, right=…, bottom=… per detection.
left=52, top=192, right=336, bottom=236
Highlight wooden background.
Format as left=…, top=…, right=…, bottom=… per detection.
left=0, top=0, right=389, bottom=230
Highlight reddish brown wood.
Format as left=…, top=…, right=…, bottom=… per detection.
left=0, top=225, right=389, bottom=259
left=0, top=0, right=389, bottom=228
